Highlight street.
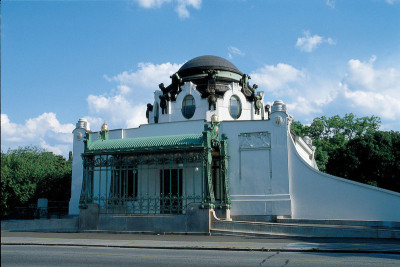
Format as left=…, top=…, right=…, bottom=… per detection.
left=2, top=245, right=400, bottom=267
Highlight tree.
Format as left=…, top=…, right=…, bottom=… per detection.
left=326, top=131, right=400, bottom=192
left=1, top=146, right=72, bottom=217
left=291, top=114, right=399, bottom=193
left=291, top=113, right=380, bottom=171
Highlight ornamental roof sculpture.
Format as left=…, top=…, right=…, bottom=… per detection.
left=157, top=55, right=260, bottom=114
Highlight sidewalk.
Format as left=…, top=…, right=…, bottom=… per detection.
left=2, top=231, right=400, bottom=254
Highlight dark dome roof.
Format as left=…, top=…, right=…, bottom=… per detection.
left=178, top=55, right=242, bottom=76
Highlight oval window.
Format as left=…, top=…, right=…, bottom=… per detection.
left=229, top=95, right=242, bottom=119
left=181, top=95, right=196, bottom=119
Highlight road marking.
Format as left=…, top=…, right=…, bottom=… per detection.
left=66, top=252, right=156, bottom=258
left=246, top=258, right=343, bottom=263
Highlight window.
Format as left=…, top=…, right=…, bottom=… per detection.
left=111, top=167, right=138, bottom=202
left=181, top=95, right=196, bottom=119
left=160, top=169, right=183, bottom=214
left=229, top=95, right=241, bottom=119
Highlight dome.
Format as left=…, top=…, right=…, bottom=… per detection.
left=178, top=55, right=242, bottom=77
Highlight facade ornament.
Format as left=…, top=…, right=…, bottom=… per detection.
left=159, top=94, right=168, bottom=114
left=211, top=114, right=219, bottom=124
left=100, top=121, right=109, bottom=141
left=157, top=72, right=183, bottom=105
left=239, top=132, right=271, bottom=150
left=254, top=94, right=262, bottom=115
left=76, top=118, right=88, bottom=130
left=158, top=83, right=169, bottom=94
left=265, top=104, right=271, bottom=118
left=208, top=93, right=217, bottom=111
left=240, top=73, right=251, bottom=90
left=271, top=100, right=287, bottom=113
left=146, top=103, right=153, bottom=122
left=274, top=115, right=284, bottom=127
left=206, top=70, right=218, bottom=110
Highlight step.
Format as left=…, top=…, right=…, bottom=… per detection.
left=276, top=219, right=400, bottom=229
left=211, top=220, right=400, bottom=239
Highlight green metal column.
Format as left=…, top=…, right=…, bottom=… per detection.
left=202, top=126, right=215, bottom=208
left=221, top=134, right=230, bottom=208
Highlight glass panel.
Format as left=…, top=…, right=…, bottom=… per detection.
left=160, top=169, right=183, bottom=214
left=181, top=95, right=196, bottom=119
left=229, top=95, right=242, bottom=119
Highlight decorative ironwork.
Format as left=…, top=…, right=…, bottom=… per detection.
left=80, top=193, right=203, bottom=215
left=82, top=150, right=205, bottom=168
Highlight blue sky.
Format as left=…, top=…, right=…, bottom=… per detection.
left=2, top=0, right=400, bottom=157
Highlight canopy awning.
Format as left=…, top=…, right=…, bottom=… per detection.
left=84, top=133, right=204, bottom=154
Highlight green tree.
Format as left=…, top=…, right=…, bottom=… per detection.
left=0, top=146, right=72, bottom=217
left=291, top=114, right=399, bottom=193
left=291, top=113, right=380, bottom=171
left=326, top=131, right=400, bottom=192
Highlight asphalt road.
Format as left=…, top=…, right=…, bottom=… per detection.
left=2, top=245, right=400, bottom=267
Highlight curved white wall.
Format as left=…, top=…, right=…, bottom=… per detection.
left=288, top=135, right=400, bottom=221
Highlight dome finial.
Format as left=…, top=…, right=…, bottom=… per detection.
left=101, top=121, right=108, bottom=131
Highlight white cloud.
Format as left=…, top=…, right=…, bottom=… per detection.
left=106, top=62, right=181, bottom=93
left=251, top=63, right=330, bottom=116
left=296, top=31, right=336, bottom=52
left=228, top=46, right=245, bottom=59
left=1, top=113, right=75, bottom=156
left=133, top=0, right=201, bottom=19
left=87, top=94, right=147, bottom=129
left=39, top=139, right=71, bottom=156
left=286, top=96, right=323, bottom=116
left=83, top=116, right=105, bottom=131
left=250, top=63, right=305, bottom=93
left=88, top=61, right=182, bottom=130
left=339, top=55, right=400, bottom=121
left=250, top=62, right=342, bottom=119
left=134, top=0, right=171, bottom=8
left=175, top=0, right=201, bottom=19
left=326, top=0, right=335, bottom=9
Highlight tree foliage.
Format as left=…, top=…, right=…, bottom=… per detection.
left=1, top=146, right=72, bottom=217
left=291, top=114, right=399, bottom=192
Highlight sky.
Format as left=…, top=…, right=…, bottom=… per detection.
left=2, top=0, right=400, bottom=157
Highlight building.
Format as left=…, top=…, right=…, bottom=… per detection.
left=69, top=55, right=400, bottom=233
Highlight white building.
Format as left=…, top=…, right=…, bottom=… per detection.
left=69, top=56, right=400, bottom=232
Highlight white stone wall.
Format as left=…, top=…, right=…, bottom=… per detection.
left=220, top=109, right=292, bottom=217
left=288, top=134, right=400, bottom=221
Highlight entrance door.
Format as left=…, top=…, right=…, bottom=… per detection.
left=160, top=169, right=182, bottom=214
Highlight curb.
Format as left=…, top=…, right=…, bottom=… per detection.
left=2, top=242, right=400, bottom=254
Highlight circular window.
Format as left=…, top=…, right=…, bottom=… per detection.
left=229, top=95, right=242, bottom=119
left=181, top=95, right=196, bottom=119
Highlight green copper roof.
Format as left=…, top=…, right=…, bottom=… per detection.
left=86, top=133, right=204, bottom=153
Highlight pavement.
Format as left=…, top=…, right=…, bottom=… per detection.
left=1, top=231, right=400, bottom=254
